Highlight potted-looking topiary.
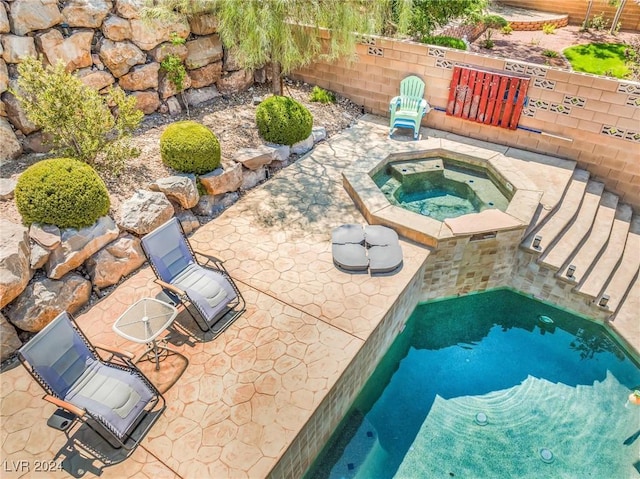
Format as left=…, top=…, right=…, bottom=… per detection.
left=160, top=121, right=221, bottom=174
left=15, top=158, right=110, bottom=229
left=255, top=96, right=313, bottom=146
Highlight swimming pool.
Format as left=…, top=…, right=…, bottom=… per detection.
left=304, top=289, right=640, bottom=478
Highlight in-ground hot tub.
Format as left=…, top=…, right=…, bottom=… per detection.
left=342, top=139, right=545, bottom=248
left=372, top=157, right=511, bottom=222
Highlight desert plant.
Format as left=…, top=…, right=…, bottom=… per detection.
left=480, top=14, right=507, bottom=49
left=420, top=35, right=467, bottom=50
left=161, top=54, right=187, bottom=92
left=543, top=49, right=559, bottom=58
left=501, top=24, right=513, bottom=35
left=590, top=12, right=610, bottom=31
left=542, top=23, right=556, bottom=35
left=160, top=121, right=221, bottom=174
left=309, top=86, right=336, bottom=104
left=13, top=57, right=142, bottom=176
left=530, top=37, right=541, bottom=46
left=15, top=158, right=110, bottom=229
left=255, top=95, right=313, bottom=146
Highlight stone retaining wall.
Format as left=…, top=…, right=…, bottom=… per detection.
left=291, top=36, right=640, bottom=210
left=508, top=15, right=569, bottom=31
left=0, top=0, right=261, bottom=161
left=500, top=0, right=640, bottom=30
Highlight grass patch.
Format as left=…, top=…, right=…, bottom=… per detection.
left=563, top=42, right=630, bottom=78
left=420, top=35, right=467, bottom=50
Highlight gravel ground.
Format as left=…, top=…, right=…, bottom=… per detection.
left=0, top=80, right=363, bottom=225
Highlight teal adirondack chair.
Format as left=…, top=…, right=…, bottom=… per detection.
left=389, top=75, right=431, bottom=140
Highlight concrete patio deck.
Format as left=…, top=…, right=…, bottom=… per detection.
left=0, top=117, right=431, bottom=478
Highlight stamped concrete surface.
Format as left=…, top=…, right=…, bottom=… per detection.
left=0, top=117, right=429, bottom=479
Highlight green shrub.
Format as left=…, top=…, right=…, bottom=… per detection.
left=15, top=158, right=110, bottom=229
left=255, top=96, right=313, bottom=146
left=160, top=121, right=221, bottom=174
left=501, top=24, right=513, bottom=35
left=420, top=35, right=467, bottom=50
left=309, top=86, right=336, bottom=104
left=542, top=49, right=558, bottom=58
left=542, top=23, right=556, bottom=35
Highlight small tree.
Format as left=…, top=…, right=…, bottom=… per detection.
left=14, top=57, right=143, bottom=175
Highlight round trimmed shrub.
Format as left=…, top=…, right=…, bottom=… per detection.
left=15, top=158, right=110, bottom=229
left=255, top=96, right=313, bottom=146
left=160, top=121, right=221, bottom=174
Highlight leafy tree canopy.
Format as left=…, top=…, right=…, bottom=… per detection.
left=13, top=57, right=143, bottom=175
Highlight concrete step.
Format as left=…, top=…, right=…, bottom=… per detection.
left=539, top=180, right=605, bottom=272
left=521, top=169, right=590, bottom=253
left=557, top=191, right=618, bottom=284
left=597, top=216, right=640, bottom=313
left=611, top=275, right=640, bottom=353
left=577, top=204, right=633, bottom=300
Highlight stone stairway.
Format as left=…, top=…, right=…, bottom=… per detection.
left=520, top=168, right=639, bottom=318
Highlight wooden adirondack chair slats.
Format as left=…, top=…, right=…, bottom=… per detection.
left=446, top=66, right=530, bottom=130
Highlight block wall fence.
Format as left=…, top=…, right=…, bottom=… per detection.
left=291, top=36, right=640, bottom=210
left=500, top=0, right=640, bottom=30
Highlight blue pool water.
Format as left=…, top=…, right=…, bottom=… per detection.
left=305, top=290, right=640, bottom=478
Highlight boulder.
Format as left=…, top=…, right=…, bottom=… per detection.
left=149, top=42, right=187, bottom=63
left=0, top=117, right=21, bottom=161
left=117, top=190, right=174, bottom=235
left=291, top=134, right=314, bottom=155
left=149, top=175, right=199, bottom=209
left=192, top=192, right=239, bottom=217
left=159, top=71, right=191, bottom=100
left=175, top=209, right=199, bottom=234
left=0, top=59, right=7, bottom=94
left=0, top=220, right=31, bottom=309
left=223, top=48, right=242, bottom=72
left=98, top=39, right=146, bottom=78
left=129, top=17, right=189, bottom=51
left=62, top=0, right=112, bottom=28
left=1, top=35, right=37, bottom=63
left=0, top=3, right=9, bottom=34
left=37, top=29, right=93, bottom=72
left=92, top=53, right=105, bottom=70
left=115, top=0, right=144, bottom=19
left=118, top=62, right=160, bottom=91
left=0, top=178, right=17, bottom=200
left=234, top=145, right=285, bottom=171
left=46, top=216, right=120, bottom=280
left=85, top=234, right=145, bottom=288
left=0, top=313, right=21, bottom=361
left=166, top=96, right=181, bottom=115
left=185, top=35, right=222, bottom=70
left=200, top=164, right=243, bottom=196
left=241, top=166, right=267, bottom=190
left=23, top=131, right=52, bottom=153
left=131, top=91, right=161, bottom=114
left=216, top=69, right=254, bottom=95
left=0, top=99, right=5, bottom=117
left=3, top=90, right=39, bottom=135
left=29, top=242, right=49, bottom=269
left=188, top=14, right=217, bottom=35
left=77, top=69, right=115, bottom=91
left=9, top=0, right=62, bottom=36
left=29, top=223, right=61, bottom=249
left=312, top=126, right=327, bottom=143
left=184, top=86, right=220, bottom=107
left=5, top=273, right=91, bottom=332
left=188, top=61, right=222, bottom=89
left=101, top=14, right=131, bottom=41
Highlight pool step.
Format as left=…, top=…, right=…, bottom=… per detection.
left=612, top=275, right=640, bottom=351
left=593, top=216, right=640, bottom=313
left=557, top=192, right=618, bottom=285
left=576, top=204, right=634, bottom=300
left=521, top=169, right=590, bottom=253
left=539, top=180, right=605, bottom=273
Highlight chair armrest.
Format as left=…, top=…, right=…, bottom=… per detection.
left=389, top=96, right=401, bottom=111
left=420, top=99, right=431, bottom=115
left=44, top=395, right=84, bottom=417
left=94, top=343, right=135, bottom=361
left=155, top=279, right=186, bottom=297
left=194, top=251, right=224, bottom=265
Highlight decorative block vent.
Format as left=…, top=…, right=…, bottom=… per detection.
left=617, top=82, right=640, bottom=95
left=601, top=125, right=640, bottom=143
left=533, top=78, right=556, bottom=90
left=428, top=48, right=446, bottom=58
left=446, top=66, right=530, bottom=130
left=357, top=35, right=376, bottom=46
left=563, top=95, right=586, bottom=108
left=626, top=95, right=640, bottom=108
left=367, top=46, right=383, bottom=57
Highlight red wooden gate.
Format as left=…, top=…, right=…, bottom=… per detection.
left=446, top=66, right=530, bottom=130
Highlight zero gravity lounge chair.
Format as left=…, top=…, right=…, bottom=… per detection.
left=18, top=311, right=165, bottom=458
left=141, top=217, right=245, bottom=336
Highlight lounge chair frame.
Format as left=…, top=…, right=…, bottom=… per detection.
left=18, top=312, right=166, bottom=459
left=141, top=218, right=246, bottom=336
